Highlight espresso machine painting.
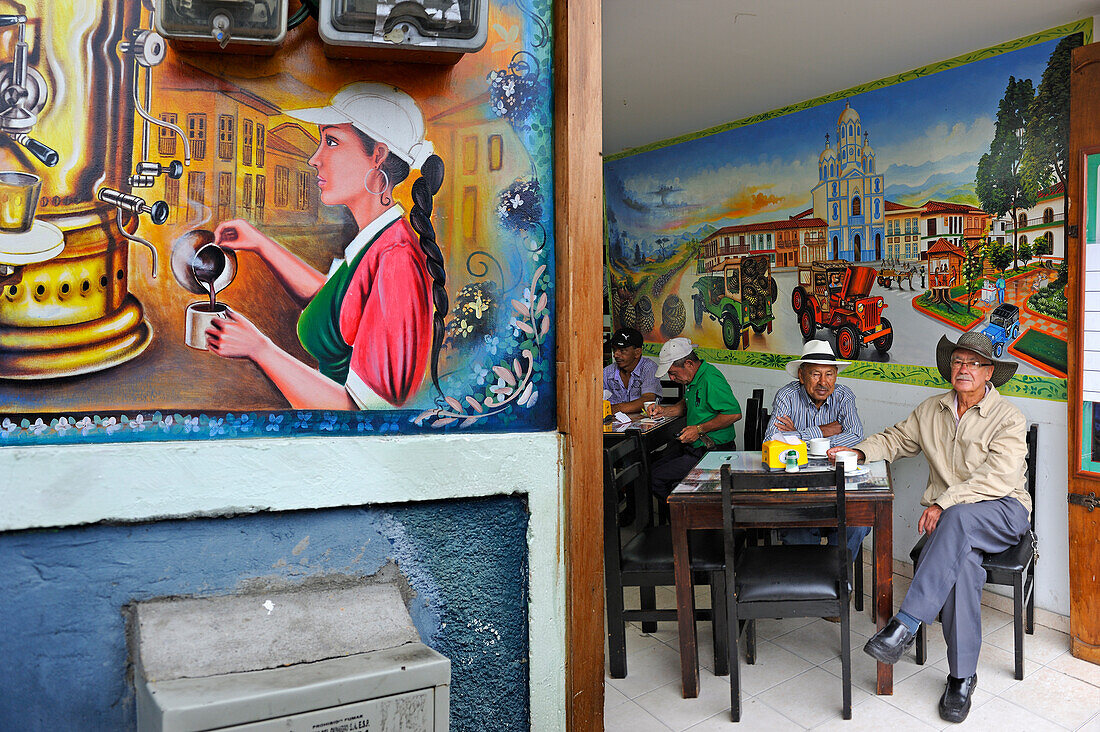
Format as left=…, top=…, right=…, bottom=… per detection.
left=0, top=2, right=179, bottom=379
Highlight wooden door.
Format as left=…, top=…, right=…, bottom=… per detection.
left=1067, top=41, right=1100, bottom=665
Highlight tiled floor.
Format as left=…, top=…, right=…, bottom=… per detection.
left=605, top=581, right=1100, bottom=731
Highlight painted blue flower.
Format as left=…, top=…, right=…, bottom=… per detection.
left=319, top=412, right=339, bottom=431
left=236, top=414, right=255, bottom=433
left=293, top=411, right=312, bottom=429
left=208, top=418, right=226, bottom=437
left=182, top=416, right=200, bottom=433
left=265, top=414, right=283, bottom=432
left=357, top=419, right=374, bottom=432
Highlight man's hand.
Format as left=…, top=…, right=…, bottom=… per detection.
left=825, top=446, right=864, bottom=462
left=818, top=421, right=842, bottom=437
left=773, top=414, right=796, bottom=432
left=678, top=425, right=704, bottom=444
left=918, top=505, right=943, bottom=534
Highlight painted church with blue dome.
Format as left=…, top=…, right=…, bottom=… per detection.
left=810, top=102, right=886, bottom=262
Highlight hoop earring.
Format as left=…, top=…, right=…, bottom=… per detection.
left=364, top=167, right=389, bottom=196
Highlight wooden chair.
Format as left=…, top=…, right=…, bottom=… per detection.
left=604, top=436, right=729, bottom=677
left=911, top=423, right=1039, bottom=680
left=721, top=463, right=852, bottom=721
left=659, top=378, right=685, bottom=404
left=743, top=388, right=766, bottom=452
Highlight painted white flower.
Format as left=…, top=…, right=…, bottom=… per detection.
left=28, top=418, right=47, bottom=436
left=75, top=416, right=95, bottom=435
left=129, top=414, right=146, bottom=431
left=54, top=417, right=73, bottom=434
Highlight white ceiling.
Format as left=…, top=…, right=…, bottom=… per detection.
left=602, top=0, right=1100, bottom=155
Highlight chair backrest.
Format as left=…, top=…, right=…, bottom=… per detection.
left=603, top=435, right=649, bottom=549
left=660, top=379, right=684, bottom=403
left=1025, top=423, right=1038, bottom=528
left=743, top=388, right=766, bottom=451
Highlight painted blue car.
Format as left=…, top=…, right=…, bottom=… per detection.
left=980, top=303, right=1021, bottom=358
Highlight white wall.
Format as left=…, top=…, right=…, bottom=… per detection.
left=0, top=432, right=567, bottom=730
left=716, top=363, right=1070, bottom=616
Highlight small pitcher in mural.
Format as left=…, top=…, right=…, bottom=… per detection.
left=205, top=83, right=448, bottom=409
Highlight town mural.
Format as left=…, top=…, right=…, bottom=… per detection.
left=0, top=0, right=555, bottom=443
left=604, top=22, right=1087, bottom=401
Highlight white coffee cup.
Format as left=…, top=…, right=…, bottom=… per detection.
left=808, top=437, right=830, bottom=455
left=834, top=449, right=859, bottom=473
left=185, top=301, right=231, bottom=350
left=643, top=400, right=657, bottom=415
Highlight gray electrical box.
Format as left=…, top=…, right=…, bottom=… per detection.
left=132, top=583, right=449, bottom=732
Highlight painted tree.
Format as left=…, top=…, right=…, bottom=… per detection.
left=1017, top=239, right=1034, bottom=266
left=987, top=239, right=1014, bottom=273
left=1034, top=232, right=1052, bottom=263
left=961, top=242, right=987, bottom=312
left=976, top=76, right=1037, bottom=266
left=1021, top=34, right=1082, bottom=197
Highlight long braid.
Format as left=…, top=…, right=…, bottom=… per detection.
left=409, top=154, right=447, bottom=396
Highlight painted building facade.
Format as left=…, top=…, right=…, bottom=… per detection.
left=811, top=102, right=885, bottom=262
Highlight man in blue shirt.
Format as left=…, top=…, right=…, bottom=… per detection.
left=765, top=339, right=869, bottom=562
left=603, top=328, right=662, bottom=414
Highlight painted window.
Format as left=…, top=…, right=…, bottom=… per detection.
left=242, top=174, right=252, bottom=216
left=851, top=196, right=861, bottom=216
left=163, top=176, right=179, bottom=223
left=297, top=171, right=310, bottom=210
left=186, top=171, right=205, bottom=221
left=489, top=134, right=503, bottom=171
left=462, top=135, right=478, bottom=174
left=462, top=186, right=478, bottom=242
left=187, top=114, right=206, bottom=160
left=217, top=172, right=233, bottom=220
left=256, top=125, right=265, bottom=167
left=255, top=174, right=266, bottom=223
left=1043, top=208, right=1054, bottom=224
left=158, top=113, right=177, bottom=157
left=274, top=166, right=290, bottom=207
left=242, top=120, right=253, bottom=166
left=1018, top=213, right=1027, bottom=228
left=217, top=115, right=234, bottom=161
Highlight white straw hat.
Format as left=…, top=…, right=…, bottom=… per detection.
left=785, top=339, right=850, bottom=379
left=287, top=82, right=434, bottom=169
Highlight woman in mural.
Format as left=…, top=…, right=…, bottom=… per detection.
left=205, top=83, right=448, bottom=410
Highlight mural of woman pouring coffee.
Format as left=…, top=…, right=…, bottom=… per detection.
left=207, top=83, right=447, bottom=410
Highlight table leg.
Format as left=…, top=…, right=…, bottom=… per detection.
left=670, top=501, right=700, bottom=698
left=873, top=500, right=894, bottom=695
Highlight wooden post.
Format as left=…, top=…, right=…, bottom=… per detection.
left=554, top=0, right=604, bottom=727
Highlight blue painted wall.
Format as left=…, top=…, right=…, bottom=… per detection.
left=0, top=496, right=530, bottom=731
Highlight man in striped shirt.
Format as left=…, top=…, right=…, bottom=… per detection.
left=764, top=339, right=869, bottom=562
left=603, top=328, right=662, bottom=414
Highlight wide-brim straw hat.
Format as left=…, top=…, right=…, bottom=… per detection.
left=935, top=332, right=1018, bottom=387
left=785, top=339, right=850, bottom=379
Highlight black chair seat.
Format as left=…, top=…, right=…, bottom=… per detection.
left=909, top=529, right=1036, bottom=573
left=622, top=527, right=725, bottom=572
left=983, top=531, right=1037, bottom=574
left=736, top=545, right=843, bottom=603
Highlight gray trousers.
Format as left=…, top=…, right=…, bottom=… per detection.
left=899, top=497, right=1030, bottom=678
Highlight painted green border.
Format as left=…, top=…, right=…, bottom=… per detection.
left=641, top=344, right=1067, bottom=402
left=1082, top=401, right=1100, bottom=472
left=605, top=19, right=1093, bottom=162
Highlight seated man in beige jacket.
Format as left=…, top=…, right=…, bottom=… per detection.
left=828, top=332, right=1030, bottom=724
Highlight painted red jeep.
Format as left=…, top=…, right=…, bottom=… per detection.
left=791, top=260, right=892, bottom=360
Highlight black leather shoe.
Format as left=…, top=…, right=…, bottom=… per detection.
left=862, top=617, right=916, bottom=664
left=938, top=674, right=977, bottom=723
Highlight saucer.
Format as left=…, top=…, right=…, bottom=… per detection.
left=844, top=466, right=868, bottom=477
left=807, top=450, right=828, bottom=459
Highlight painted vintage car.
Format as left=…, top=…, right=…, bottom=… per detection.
left=980, top=303, right=1022, bottom=357
left=791, top=260, right=892, bottom=360
left=691, top=254, right=778, bottom=350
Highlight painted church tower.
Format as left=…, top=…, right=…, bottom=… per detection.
left=810, top=102, right=885, bottom=262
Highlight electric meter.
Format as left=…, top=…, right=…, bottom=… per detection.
left=154, top=0, right=288, bottom=51
left=318, top=0, right=488, bottom=62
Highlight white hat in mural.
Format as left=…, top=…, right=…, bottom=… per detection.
left=287, top=82, right=434, bottom=169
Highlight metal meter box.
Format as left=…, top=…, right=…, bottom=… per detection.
left=154, top=0, right=288, bottom=52
left=318, top=0, right=488, bottom=62
left=137, top=643, right=450, bottom=732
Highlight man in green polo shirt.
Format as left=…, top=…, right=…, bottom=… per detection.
left=647, top=338, right=742, bottom=499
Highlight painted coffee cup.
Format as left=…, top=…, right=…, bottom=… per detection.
left=185, top=301, right=231, bottom=350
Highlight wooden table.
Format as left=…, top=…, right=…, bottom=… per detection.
left=668, top=451, right=895, bottom=697
left=604, top=413, right=686, bottom=482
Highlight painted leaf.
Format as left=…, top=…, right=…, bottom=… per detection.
left=431, top=417, right=456, bottom=428
left=414, top=409, right=437, bottom=425
left=460, top=416, right=479, bottom=428
left=513, top=357, right=523, bottom=377
left=493, top=365, right=516, bottom=385
left=517, top=382, right=534, bottom=406
left=539, top=315, right=550, bottom=336
left=445, top=396, right=465, bottom=413
left=515, top=319, right=535, bottom=335
left=512, top=299, right=530, bottom=317
left=535, top=292, right=547, bottom=314
left=465, top=396, right=485, bottom=413
left=533, top=264, right=546, bottom=283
